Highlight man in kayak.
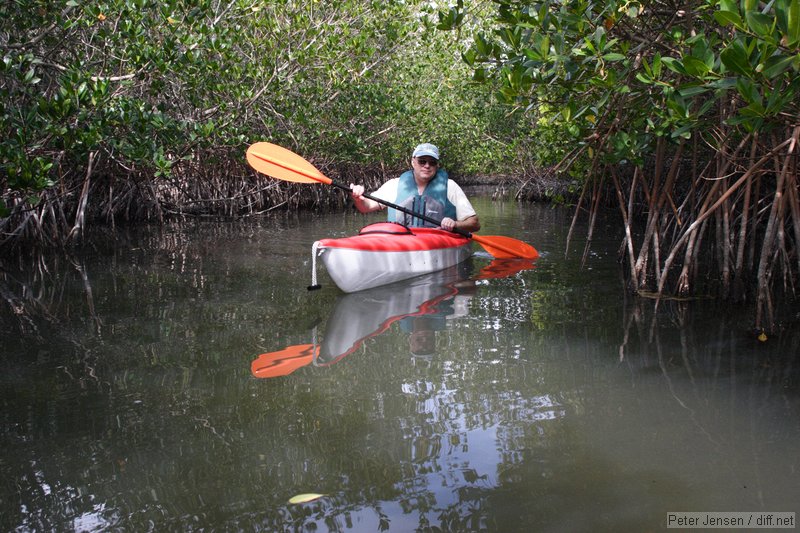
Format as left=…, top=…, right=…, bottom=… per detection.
left=350, top=143, right=481, bottom=233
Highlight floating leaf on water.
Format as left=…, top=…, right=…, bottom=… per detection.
left=288, top=493, right=325, bottom=504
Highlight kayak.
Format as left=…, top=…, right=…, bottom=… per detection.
left=311, top=222, right=473, bottom=292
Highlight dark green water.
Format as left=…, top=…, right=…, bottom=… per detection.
left=1, top=197, right=798, bottom=532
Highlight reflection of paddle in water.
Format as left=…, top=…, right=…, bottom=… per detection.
left=250, top=344, right=320, bottom=379
left=251, top=258, right=535, bottom=378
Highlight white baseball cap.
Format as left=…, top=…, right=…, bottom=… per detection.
left=412, top=143, right=440, bottom=160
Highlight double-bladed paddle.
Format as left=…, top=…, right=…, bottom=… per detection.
left=246, top=142, right=539, bottom=260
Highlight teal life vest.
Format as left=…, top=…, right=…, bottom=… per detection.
left=387, top=169, right=456, bottom=227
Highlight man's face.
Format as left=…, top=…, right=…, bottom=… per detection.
left=412, top=156, right=439, bottom=183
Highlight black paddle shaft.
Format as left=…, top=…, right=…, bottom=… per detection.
left=328, top=179, right=474, bottom=239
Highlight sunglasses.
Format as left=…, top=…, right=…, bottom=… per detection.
left=415, top=158, right=439, bottom=167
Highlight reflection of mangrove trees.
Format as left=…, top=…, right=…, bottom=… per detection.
left=2, top=223, right=799, bottom=530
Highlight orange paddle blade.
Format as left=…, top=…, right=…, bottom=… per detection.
left=473, top=234, right=539, bottom=260
left=251, top=344, right=319, bottom=378
left=246, top=142, right=331, bottom=185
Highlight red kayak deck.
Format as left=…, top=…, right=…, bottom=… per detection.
left=317, top=222, right=470, bottom=252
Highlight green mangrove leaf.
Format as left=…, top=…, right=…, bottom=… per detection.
left=765, top=86, right=795, bottom=114
left=775, top=0, right=800, bottom=44
left=762, top=54, right=794, bottom=78
left=641, top=56, right=653, bottom=77
left=745, top=11, right=775, bottom=39
left=714, top=10, right=744, bottom=29
left=462, top=49, right=476, bottom=66
left=661, top=57, right=686, bottom=74
left=709, top=77, right=738, bottom=90
left=652, top=53, right=663, bottom=77
left=671, top=123, right=694, bottom=139
left=790, top=0, right=800, bottom=44
left=740, top=101, right=766, bottom=117
left=720, top=40, right=752, bottom=75
left=683, top=56, right=711, bottom=77
left=736, top=77, right=761, bottom=104
left=677, top=84, right=710, bottom=97
left=475, top=34, right=492, bottom=57
left=539, top=34, right=550, bottom=59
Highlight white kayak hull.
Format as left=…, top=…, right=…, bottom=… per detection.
left=315, top=223, right=473, bottom=293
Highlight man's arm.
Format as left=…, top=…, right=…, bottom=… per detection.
left=445, top=181, right=481, bottom=233
left=440, top=214, right=480, bottom=233
left=350, top=184, right=385, bottom=213
left=456, top=215, right=481, bottom=233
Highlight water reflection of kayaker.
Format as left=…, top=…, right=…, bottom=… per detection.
left=402, top=277, right=478, bottom=357
left=407, top=319, right=438, bottom=357
left=251, top=260, right=533, bottom=378
left=349, top=143, right=481, bottom=233
left=316, top=264, right=470, bottom=365
left=252, top=266, right=470, bottom=378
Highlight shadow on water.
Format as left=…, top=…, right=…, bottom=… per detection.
left=0, top=204, right=799, bottom=531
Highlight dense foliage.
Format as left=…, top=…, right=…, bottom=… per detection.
left=442, top=0, right=800, bottom=327
left=0, top=0, right=522, bottom=246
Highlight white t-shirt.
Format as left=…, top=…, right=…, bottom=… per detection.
left=371, top=177, right=477, bottom=221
